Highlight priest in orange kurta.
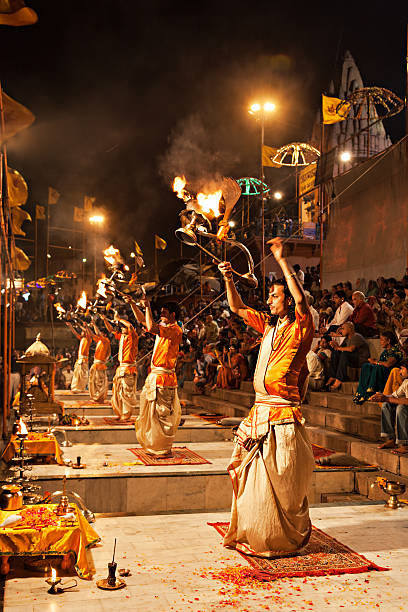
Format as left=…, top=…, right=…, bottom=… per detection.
left=218, top=238, right=315, bottom=557
left=103, top=314, right=139, bottom=421
left=128, top=298, right=182, bottom=457
left=66, top=321, right=92, bottom=393
left=89, top=318, right=111, bottom=403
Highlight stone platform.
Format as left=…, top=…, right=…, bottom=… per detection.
left=3, top=504, right=408, bottom=612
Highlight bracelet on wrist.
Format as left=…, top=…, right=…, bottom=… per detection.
left=285, top=272, right=296, bottom=280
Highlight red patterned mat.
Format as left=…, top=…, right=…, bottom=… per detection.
left=127, top=446, right=212, bottom=466
left=208, top=522, right=389, bottom=580
left=311, top=443, right=335, bottom=459
left=104, top=417, right=136, bottom=425
left=192, top=413, right=225, bottom=424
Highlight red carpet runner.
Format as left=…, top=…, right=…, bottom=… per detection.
left=128, top=446, right=212, bottom=465
left=209, top=522, right=389, bottom=580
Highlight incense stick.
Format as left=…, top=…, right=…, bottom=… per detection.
left=112, top=538, right=116, bottom=564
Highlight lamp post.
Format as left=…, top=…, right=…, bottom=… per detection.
left=249, top=101, right=276, bottom=301
left=89, top=215, right=105, bottom=287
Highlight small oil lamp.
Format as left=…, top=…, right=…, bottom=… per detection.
left=46, top=567, right=62, bottom=594
left=45, top=567, right=77, bottom=594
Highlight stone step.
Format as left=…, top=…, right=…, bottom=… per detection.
left=306, top=425, right=408, bottom=478
left=338, top=381, right=359, bottom=395
left=45, top=416, right=233, bottom=445
left=63, top=405, right=114, bottom=416
left=303, top=404, right=380, bottom=442
left=190, top=394, right=250, bottom=418
left=13, top=441, right=367, bottom=513
left=355, top=469, right=408, bottom=503
left=309, top=391, right=380, bottom=417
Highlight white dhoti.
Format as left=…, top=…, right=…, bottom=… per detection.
left=111, top=364, right=138, bottom=419
left=224, top=420, right=314, bottom=556
left=89, top=360, right=108, bottom=403
left=70, top=357, right=89, bottom=393
left=136, top=367, right=181, bottom=456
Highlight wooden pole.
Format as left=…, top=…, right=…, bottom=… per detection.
left=260, top=112, right=266, bottom=302
left=34, top=214, right=38, bottom=280
left=154, top=237, right=158, bottom=281
left=406, top=24, right=408, bottom=136
left=319, top=122, right=325, bottom=288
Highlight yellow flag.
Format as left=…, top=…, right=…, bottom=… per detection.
left=322, top=94, right=350, bottom=125
left=48, top=186, right=60, bottom=205
left=36, top=204, right=46, bottom=220
left=11, top=206, right=31, bottom=235
left=134, top=240, right=143, bottom=257
left=155, top=234, right=167, bottom=250
left=7, top=167, right=28, bottom=207
left=1, top=91, right=35, bottom=143
left=0, top=1, right=38, bottom=26
left=11, top=244, right=31, bottom=271
left=262, top=145, right=282, bottom=168
left=84, top=195, right=95, bottom=212
left=73, top=206, right=84, bottom=223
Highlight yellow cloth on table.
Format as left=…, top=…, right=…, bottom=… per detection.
left=0, top=504, right=100, bottom=579
left=1, top=433, right=64, bottom=464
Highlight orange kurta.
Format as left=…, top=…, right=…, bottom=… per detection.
left=115, top=326, right=138, bottom=373
left=78, top=333, right=92, bottom=358
left=244, top=307, right=314, bottom=424
left=91, top=334, right=111, bottom=370
left=151, top=322, right=183, bottom=387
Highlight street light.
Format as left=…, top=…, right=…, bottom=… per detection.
left=273, top=191, right=283, bottom=200
left=339, top=151, right=352, bottom=163
left=248, top=100, right=276, bottom=300
left=89, top=215, right=105, bottom=286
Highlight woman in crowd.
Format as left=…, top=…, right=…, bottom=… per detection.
left=214, top=340, right=248, bottom=390
left=353, top=330, right=403, bottom=404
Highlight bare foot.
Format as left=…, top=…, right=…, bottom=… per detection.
left=378, top=439, right=396, bottom=449
left=330, top=380, right=342, bottom=390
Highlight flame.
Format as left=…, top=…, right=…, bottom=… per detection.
left=96, top=275, right=108, bottom=298
left=196, top=190, right=222, bottom=218
left=173, top=175, right=189, bottom=201
left=51, top=567, right=57, bottom=581
left=77, top=291, right=87, bottom=310
left=18, top=418, right=28, bottom=436
left=54, top=302, right=66, bottom=314
left=103, top=245, right=123, bottom=266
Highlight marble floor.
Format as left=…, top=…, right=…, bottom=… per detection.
left=2, top=503, right=408, bottom=612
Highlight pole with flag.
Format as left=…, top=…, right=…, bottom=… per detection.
left=154, top=234, right=166, bottom=281
left=46, top=187, right=60, bottom=276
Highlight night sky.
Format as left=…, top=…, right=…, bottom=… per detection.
left=2, top=0, right=408, bottom=274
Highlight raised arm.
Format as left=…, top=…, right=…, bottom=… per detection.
left=141, top=298, right=160, bottom=335
left=218, top=262, right=248, bottom=318
left=268, top=238, right=309, bottom=316
left=123, top=295, right=146, bottom=326
left=100, top=314, right=114, bottom=335
left=65, top=320, right=81, bottom=340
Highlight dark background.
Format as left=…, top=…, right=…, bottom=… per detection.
left=2, top=0, right=408, bottom=271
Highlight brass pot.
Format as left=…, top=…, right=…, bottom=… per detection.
left=0, top=484, right=23, bottom=511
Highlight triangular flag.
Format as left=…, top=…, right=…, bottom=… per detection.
left=84, top=195, right=95, bottom=212
left=11, top=206, right=31, bottom=235
left=7, top=167, right=28, bottom=207
left=11, top=244, right=31, bottom=270
left=35, top=204, right=46, bottom=220
left=1, top=91, right=35, bottom=143
left=262, top=145, right=282, bottom=168
left=155, top=234, right=167, bottom=250
left=322, top=94, right=350, bottom=125
left=48, top=186, right=60, bottom=205
left=134, top=240, right=143, bottom=257
left=0, top=0, right=38, bottom=26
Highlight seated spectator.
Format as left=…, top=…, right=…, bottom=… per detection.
left=366, top=279, right=379, bottom=297
left=240, top=330, right=259, bottom=377
left=193, top=351, right=207, bottom=393
left=348, top=291, right=378, bottom=337
left=204, top=314, right=219, bottom=343
left=307, top=295, right=319, bottom=332
left=326, top=322, right=369, bottom=390
left=353, top=331, right=403, bottom=404
left=391, top=302, right=408, bottom=340
left=62, top=364, right=74, bottom=389
left=306, top=335, right=332, bottom=391
left=213, top=341, right=248, bottom=390
left=325, top=290, right=354, bottom=333
left=371, top=360, right=408, bottom=454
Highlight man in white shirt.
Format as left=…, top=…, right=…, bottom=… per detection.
left=326, top=290, right=354, bottom=333
left=371, top=360, right=408, bottom=455
left=307, top=295, right=319, bottom=332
